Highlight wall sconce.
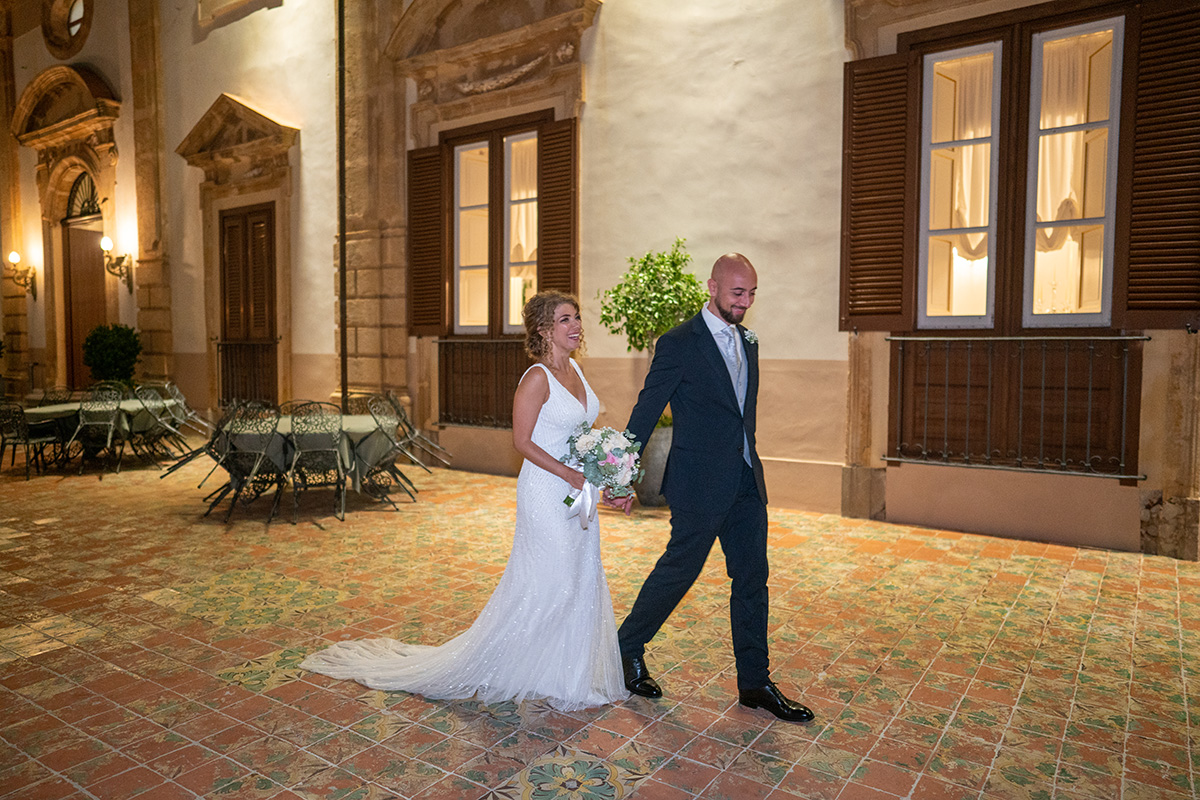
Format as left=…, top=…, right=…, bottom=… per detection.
left=5, top=251, right=36, bottom=300
left=100, top=236, right=133, bottom=294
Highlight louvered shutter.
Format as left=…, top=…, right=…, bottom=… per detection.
left=221, top=214, right=247, bottom=340
left=840, top=53, right=916, bottom=332
left=1119, top=1, right=1200, bottom=330
left=246, top=207, right=275, bottom=341
left=537, top=117, right=577, bottom=295
left=408, top=145, right=448, bottom=335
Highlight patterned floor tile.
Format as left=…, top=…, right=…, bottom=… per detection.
left=2, top=463, right=1200, bottom=799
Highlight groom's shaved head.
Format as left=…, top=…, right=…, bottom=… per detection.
left=711, top=253, right=754, bottom=282
left=707, top=253, right=757, bottom=325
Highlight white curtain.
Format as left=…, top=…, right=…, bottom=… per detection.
left=508, top=138, right=537, bottom=263
left=1036, top=37, right=1086, bottom=252
left=952, top=54, right=992, bottom=259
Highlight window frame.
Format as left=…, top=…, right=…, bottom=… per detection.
left=916, top=40, right=1003, bottom=330
left=442, top=112, right=550, bottom=339
left=1021, top=15, right=1125, bottom=329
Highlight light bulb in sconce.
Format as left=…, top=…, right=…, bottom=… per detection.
left=4, top=250, right=36, bottom=300
left=100, top=236, right=133, bottom=294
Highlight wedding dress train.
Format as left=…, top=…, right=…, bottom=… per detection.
left=300, top=360, right=627, bottom=711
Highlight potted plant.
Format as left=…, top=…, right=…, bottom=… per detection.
left=598, top=237, right=708, bottom=506
left=82, top=323, right=142, bottom=387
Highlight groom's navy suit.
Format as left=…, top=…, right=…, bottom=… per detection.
left=619, top=311, right=771, bottom=689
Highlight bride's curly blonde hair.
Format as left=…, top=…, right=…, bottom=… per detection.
left=524, top=290, right=584, bottom=359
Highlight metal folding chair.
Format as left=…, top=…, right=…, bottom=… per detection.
left=131, top=386, right=189, bottom=464
left=163, top=382, right=214, bottom=435
left=0, top=403, right=58, bottom=480
left=287, top=401, right=346, bottom=523
left=63, top=386, right=125, bottom=474
left=386, top=389, right=452, bottom=467
left=364, top=395, right=420, bottom=505
left=203, top=403, right=284, bottom=522
left=38, top=386, right=73, bottom=406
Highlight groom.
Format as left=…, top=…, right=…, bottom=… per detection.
left=613, top=252, right=813, bottom=722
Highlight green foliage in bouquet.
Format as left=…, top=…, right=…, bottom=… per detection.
left=82, top=323, right=142, bottom=385
left=560, top=424, right=644, bottom=498
left=598, top=237, right=708, bottom=357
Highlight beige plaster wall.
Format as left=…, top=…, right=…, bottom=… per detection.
left=159, top=2, right=338, bottom=377
left=443, top=355, right=847, bottom=513
left=886, top=463, right=1142, bottom=552
left=577, top=1, right=849, bottom=366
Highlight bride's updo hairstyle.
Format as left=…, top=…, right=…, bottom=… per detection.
left=524, top=290, right=583, bottom=359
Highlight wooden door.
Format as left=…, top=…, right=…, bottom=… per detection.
left=219, top=203, right=277, bottom=404
left=63, top=226, right=106, bottom=388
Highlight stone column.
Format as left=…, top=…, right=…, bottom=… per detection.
left=1141, top=331, right=1200, bottom=560
left=127, top=0, right=173, bottom=382
left=0, top=7, right=29, bottom=398
left=340, top=1, right=407, bottom=403
left=842, top=330, right=887, bottom=519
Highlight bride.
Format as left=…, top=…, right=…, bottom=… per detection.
left=300, top=290, right=628, bottom=711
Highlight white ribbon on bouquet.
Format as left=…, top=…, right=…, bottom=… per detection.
left=563, top=481, right=599, bottom=529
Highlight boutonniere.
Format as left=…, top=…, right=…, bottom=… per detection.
left=743, top=329, right=758, bottom=345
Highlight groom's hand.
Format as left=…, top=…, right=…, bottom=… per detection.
left=602, top=489, right=634, bottom=515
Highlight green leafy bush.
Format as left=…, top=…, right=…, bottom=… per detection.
left=598, top=237, right=708, bottom=357
left=82, top=323, right=142, bottom=385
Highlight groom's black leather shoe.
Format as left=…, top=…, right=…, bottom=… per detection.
left=622, top=656, right=662, bottom=698
left=738, top=681, right=814, bottom=722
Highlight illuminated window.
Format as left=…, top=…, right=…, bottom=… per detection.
left=1024, top=19, right=1122, bottom=327
left=452, top=131, right=540, bottom=334
left=918, top=44, right=1000, bottom=328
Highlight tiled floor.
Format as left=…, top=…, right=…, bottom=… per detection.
left=0, top=451, right=1197, bottom=800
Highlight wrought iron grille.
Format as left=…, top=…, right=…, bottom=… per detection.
left=218, top=340, right=278, bottom=405
left=437, top=339, right=530, bottom=428
left=886, top=335, right=1148, bottom=480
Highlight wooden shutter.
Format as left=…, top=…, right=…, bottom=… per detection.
left=408, top=144, right=447, bottom=335
left=840, top=53, right=916, bottom=332
left=537, top=117, right=577, bottom=295
left=221, top=213, right=247, bottom=340
left=246, top=207, right=275, bottom=340
left=1119, top=1, right=1200, bottom=330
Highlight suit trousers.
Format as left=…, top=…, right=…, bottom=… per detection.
left=618, top=461, right=770, bottom=689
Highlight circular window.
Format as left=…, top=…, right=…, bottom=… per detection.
left=42, top=0, right=92, bottom=60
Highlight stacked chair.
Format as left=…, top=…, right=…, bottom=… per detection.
left=202, top=402, right=285, bottom=522
left=386, top=389, right=452, bottom=467
left=130, top=386, right=189, bottom=464
left=364, top=395, right=423, bottom=506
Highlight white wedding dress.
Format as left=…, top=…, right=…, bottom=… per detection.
left=300, top=360, right=627, bottom=711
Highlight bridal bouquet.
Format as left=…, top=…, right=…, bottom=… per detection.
left=559, top=424, right=643, bottom=526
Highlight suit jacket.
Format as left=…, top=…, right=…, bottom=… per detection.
left=626, top=313, right=768, bottom=514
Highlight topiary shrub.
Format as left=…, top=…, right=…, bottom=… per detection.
left=82, top=323, right=142, bottom=385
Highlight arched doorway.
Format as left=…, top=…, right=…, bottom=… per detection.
left=61, top=173, right=105, bottom=388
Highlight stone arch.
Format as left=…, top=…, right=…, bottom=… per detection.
left=12, top=64, right=123, bottom=388
left=12, top=64, right=120, bottom=219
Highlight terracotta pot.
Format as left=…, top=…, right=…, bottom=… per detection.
left=635, top=425, right=672, bottom=507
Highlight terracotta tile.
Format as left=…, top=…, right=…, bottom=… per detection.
left=655, top=755, right=721, bottom=794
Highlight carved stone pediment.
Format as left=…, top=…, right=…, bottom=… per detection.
left=388, top=0, right=600, bottom=108
left=13, top=65, right=120, bottom=152
left=176, top=93, right=298, bottom=185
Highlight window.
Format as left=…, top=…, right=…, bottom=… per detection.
left=841, top=0, right=1200, bottom=335
left=918, top=43, right=1001, bottom=328
left=1024, top=19, right=1122, bottom=327
left=41, top=0, right=92, bottom=60
left=408, top=112, right=577, bottom=426
left=841, top=0, right=1200, bottom=478
left=451, top=131, right=540, bottom=334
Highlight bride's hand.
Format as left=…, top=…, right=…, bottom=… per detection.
left=564, top=468, right=586, bottom=491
